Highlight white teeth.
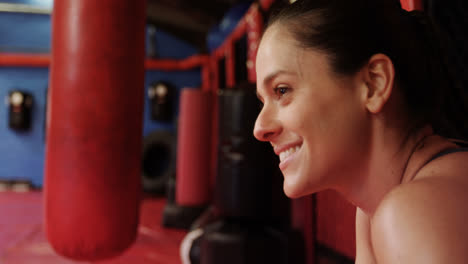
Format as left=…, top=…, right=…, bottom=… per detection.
left=279, top=146, right=300, bottom=162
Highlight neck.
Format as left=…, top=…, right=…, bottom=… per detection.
left=335, top=125, right=433, bottom=216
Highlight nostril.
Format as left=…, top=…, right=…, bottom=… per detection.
left=253, top=112, right=280, bottom=141
left=262, top=131, right=275, bottom=140
left=253, top=122, right=279, bottom=142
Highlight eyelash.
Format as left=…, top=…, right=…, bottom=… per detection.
left=273, top=86, right=290, bottom=98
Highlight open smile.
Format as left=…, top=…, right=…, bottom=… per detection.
left=279, top=145, right=300, bottom=162
left=275, top=143, right=302, bottom=170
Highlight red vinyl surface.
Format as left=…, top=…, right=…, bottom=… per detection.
left=0, top=53, right=50, bottom=67
left=400, top=0, right=423, bottom=11
left=45, top=0, right=147, bottom=259
left=175, top=89, right=213, bottom=207
left=0, top=191, right=186, bottom=264
left=316, top=191, right=356, bottom=259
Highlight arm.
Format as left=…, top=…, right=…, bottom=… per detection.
left=355, top=208, right=377, bottom=264
left=371, top=177, right=468, bottom=264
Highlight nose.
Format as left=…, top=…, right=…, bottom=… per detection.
left=253, top=105, right=281, bottom=142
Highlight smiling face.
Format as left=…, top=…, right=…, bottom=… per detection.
left=254, top=24, right=372, bottom=198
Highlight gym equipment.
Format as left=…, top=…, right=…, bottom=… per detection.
left=206, top=2, right=252, bottom=52
left=44, top=0, right=146, bottom=260
left=8, top=90, right=33, bottom=131
left=400, top=0, right=423, bottom=10
left=148, top=81, right=176, bottom=122
left=162, top=88, right=213, bottom=229
left=199, top=220, right=288, bottom=264
left=182, top=85, right=299, bottom=264
left=141, top=130, right=177, bottom=195
left=175, top=89, right=213, bottom=207
left=215, top=87, right=280, bottom=222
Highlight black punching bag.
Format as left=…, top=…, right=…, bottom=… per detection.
left=215, top=87, right=279, bottom=221
left=198, top=84, right=290, bottom=264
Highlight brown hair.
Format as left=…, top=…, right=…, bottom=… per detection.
left=266, top=0, right=468, bottom=139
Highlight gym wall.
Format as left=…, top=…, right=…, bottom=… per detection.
left=0, top=0, right=202, bottom=187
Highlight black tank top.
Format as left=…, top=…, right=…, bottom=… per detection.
left=426, top=139, right=468, bottom=164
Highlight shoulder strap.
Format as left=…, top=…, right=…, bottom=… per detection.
left=449, top=139, right=468, bottom=148
left=426, top=139, right=468, bottom=165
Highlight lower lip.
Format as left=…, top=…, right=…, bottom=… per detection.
left=279, top=147, right=301, bottom=171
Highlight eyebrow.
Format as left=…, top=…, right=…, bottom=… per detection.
left=262, top=70, right=296, bottom=88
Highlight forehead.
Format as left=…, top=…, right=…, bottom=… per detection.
left=257, top=25, right=300, bottom=66
left=256, top=26, right=303, bottom=77
left=256, top=24, right=333, bottom=89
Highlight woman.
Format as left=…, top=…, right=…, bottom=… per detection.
left=253, top=0, right=468, bottom=263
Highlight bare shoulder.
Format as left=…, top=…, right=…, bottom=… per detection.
left=355, top=208, right=377, bottom=264
left=370, top=155, right=468, bottom=264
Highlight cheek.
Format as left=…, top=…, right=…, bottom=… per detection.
left=317, top=88, right=366, bottom=138
left=278, top=88, right=368, bottom=147
left=335, top=95, right=368, bottom=139
left=277, top=102, right=308, bottom=132
left=301, top=91, right=369, bottom=161
left=290, top=95, right=338, bottom=137
left=315, top=95, right=370, bottom=171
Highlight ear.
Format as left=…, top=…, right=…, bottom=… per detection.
left=362, top=54, right=395, bottom=114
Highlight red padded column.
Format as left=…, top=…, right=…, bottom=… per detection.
left=246, top=4, right=263, bottom=83
left=44, top=0, right=146, bottom=260
left=400, top=0, right=423, bottom=11
left=176, top=89, right=213, bottom=207
left=225, top=43, right=236, bottom=88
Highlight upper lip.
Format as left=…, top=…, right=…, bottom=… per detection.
left=273, top=142, right=302, bottom=156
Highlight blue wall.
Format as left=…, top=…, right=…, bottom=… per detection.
left=0, top=68, right=48, bottom=186
left=143, top=70, right=201, bottom=136
left=149, top=27, right=199, bottom=59
left=0, top=12, right=51, bottom=53
left=0, top=2, right=201, bottom=186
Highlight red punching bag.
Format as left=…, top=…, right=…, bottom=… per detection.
left=44, top=0, right=146, bottom=261
left=176, top=89, right=213, bottom=207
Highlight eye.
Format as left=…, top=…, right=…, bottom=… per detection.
left=273, top=85, right=290, bottom=98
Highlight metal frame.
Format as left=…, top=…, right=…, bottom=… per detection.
left=0, top=3, right=51, bottom=15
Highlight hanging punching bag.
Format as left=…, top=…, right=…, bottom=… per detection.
left=44, top=0, right=146, bottom=261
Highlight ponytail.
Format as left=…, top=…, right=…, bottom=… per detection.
left=402, top=9, right=468, bottom=139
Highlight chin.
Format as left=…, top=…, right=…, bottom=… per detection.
left=282, top=171, right=324, bottom=199
left=283, top=181, right=308, bottom=199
